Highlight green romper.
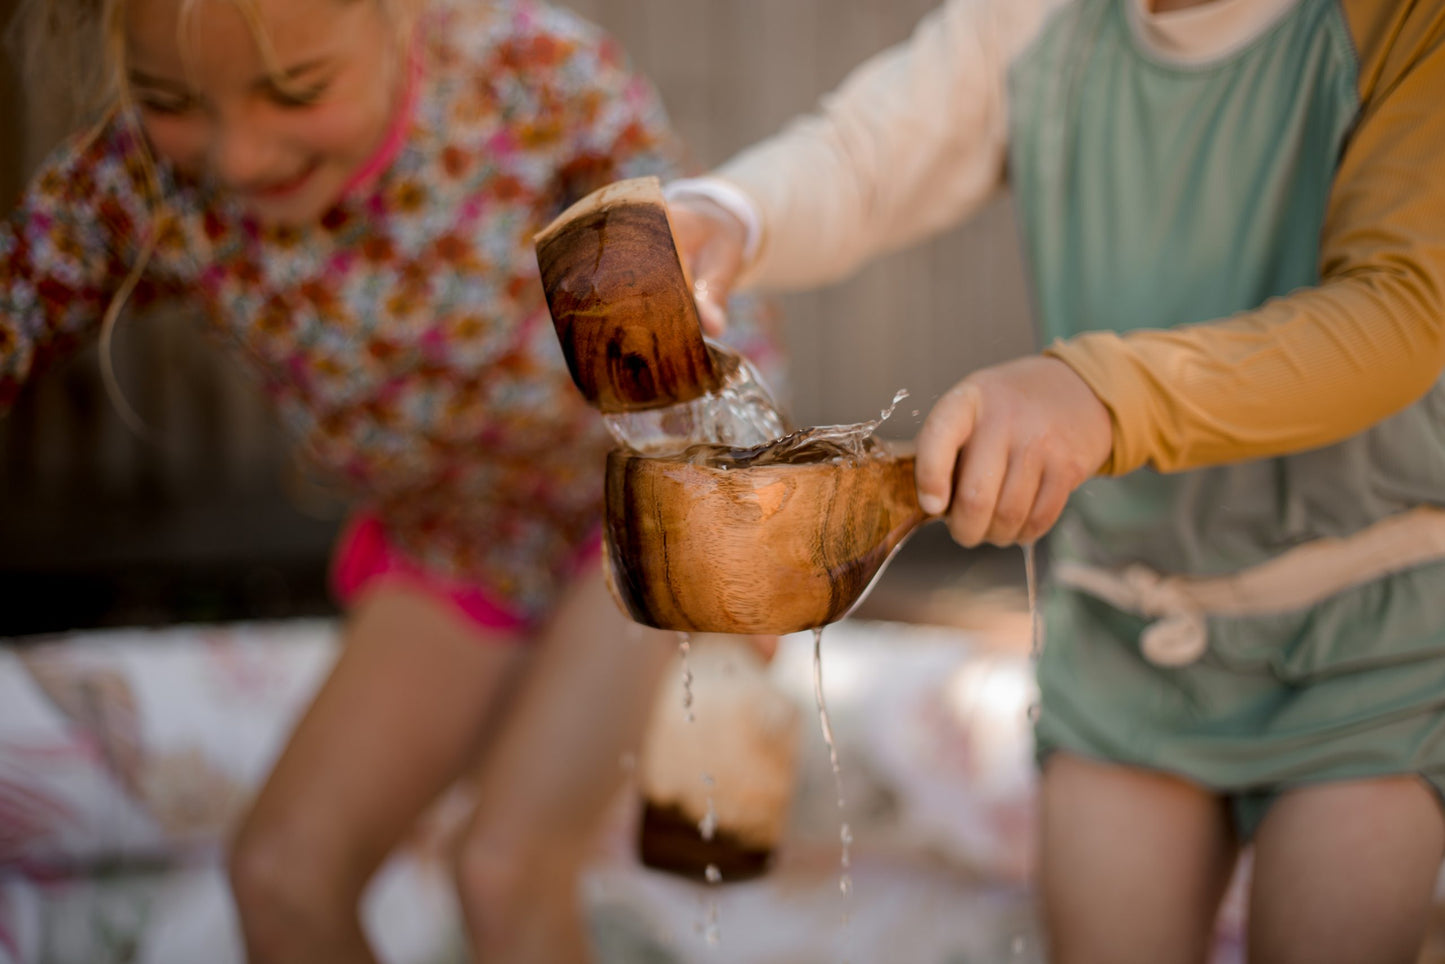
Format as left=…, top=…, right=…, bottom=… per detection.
left=1015, top=0, right=1445, bottom=837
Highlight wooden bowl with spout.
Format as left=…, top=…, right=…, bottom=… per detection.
left=603, top=442, right=931, bottom=636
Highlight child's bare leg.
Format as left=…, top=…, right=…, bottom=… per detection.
left=1040, top=752, right=1238, bottom=964
left=453, top=565, right=673, bottom=963
left=1247, top=776, right=1444, bottom=964
left=228, top=586, right=527, bottom=964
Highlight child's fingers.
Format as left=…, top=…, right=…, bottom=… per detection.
left=667, top=198, right=746, bottom=337
left=915, top=381, right=981, bottom=517
left=692, top=278, right=729, bottom=337
left=689, top=236, right=744, bottom=337
left=1018, top=466, right=1074, bottom=544
left=985, top=450, right=1043, bottom=546
left=947, top=422, right=1009, bottom=548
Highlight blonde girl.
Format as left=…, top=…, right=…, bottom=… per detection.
left=2, top=0, right=780, bottom=959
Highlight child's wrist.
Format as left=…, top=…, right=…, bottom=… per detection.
left=664, top=176, right=762, bottom=266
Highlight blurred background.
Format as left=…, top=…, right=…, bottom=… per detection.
left=0, top=0, right=1036, bottom=636
left=6, top=3, right=1445, bottom=963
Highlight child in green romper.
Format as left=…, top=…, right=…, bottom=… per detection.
left=665, top=0, right=1445, bottom=960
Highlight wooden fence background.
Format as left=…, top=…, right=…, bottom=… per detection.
left=0, top=0, right=1034, bottom=631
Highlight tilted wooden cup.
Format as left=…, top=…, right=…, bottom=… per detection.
left=535, top=176, right=722, bottom=413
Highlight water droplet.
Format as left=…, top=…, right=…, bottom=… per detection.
left=678, top=633, right=696, bottom=724
left=1023, top=543, right=1045, bottom=662
left=879, top=388, right=910, bottom=422
left=699, top=799, right=718, bottom=842
left=703, top=900, right=721, bottom=947
left=812, top=628, right=854, bottom=908
left=705, top=864, right=722, bottom=884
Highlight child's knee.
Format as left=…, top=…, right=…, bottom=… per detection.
left=227, top=809, right=362, bottom=952
left=452, top=819, right=584, bottom=924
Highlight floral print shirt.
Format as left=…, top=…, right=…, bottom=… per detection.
left=0, top=0, right=778, bottom=620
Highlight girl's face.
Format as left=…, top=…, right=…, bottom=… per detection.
left=125, top=0, right=404, bottom=225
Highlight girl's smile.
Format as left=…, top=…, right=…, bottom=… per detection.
left=241, top=159, right=322, bottom=202
left=125, top=0, right=410, bottom=225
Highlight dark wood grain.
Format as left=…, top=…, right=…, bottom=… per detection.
left=603, top=443, right=930, bottom=635
left=535, top=176, right=721, bottom=413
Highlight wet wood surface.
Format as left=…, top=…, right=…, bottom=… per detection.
left=536, top=176, right=721, bottom=413
left=604, top=444, right=931, bottom=635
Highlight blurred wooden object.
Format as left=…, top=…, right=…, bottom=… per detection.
left=604, top=444, right=932, bottom=635
left=535, top=176, right=721, bottom=413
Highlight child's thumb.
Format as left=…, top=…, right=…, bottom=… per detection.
left=915, top=381, right=981, bottom=516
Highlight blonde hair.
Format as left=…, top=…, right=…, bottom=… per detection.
left=6, top=0, right=406, bottom=436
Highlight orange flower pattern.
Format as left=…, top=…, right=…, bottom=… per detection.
left=0, top=0, right=782, bottom=620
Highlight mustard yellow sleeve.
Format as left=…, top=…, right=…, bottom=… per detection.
left=1046, top=1, right=1445, bottom=477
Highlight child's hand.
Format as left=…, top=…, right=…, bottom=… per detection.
left=915, top=356, right=1113, bottom=547
left=666, top=195, right=748, bottom=337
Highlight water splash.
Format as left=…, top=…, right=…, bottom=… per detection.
left=1023, top=543, right=1043, bottom=661
left=698, top=775, right=718, bottom=842
left=702, top=862, right=722, bottom=946
left=603, top=342, right=789, bottom=455
left=1023, top=544, right=1044, bottom=726
left=811, top=627, right=853, bottom=911
left=679, top=388, right=910, bottom=470
left=702, top=903, right=721, bottom=947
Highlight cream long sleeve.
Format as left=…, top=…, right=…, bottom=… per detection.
left=717, top=0, right=1062, bottom=290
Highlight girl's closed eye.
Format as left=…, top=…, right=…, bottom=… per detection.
left=129, top=72, right=197, bottom=115
left=267, top=79, right=331, bottom=109
left=135, top=92, right=197, bottom=115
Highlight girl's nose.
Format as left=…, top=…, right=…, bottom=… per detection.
left=209, top=113, right=284, bottom=193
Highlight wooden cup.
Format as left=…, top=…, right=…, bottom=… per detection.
left=604, top=443, right=931, bottom=635
left=535, top=176, right=722, bottom=413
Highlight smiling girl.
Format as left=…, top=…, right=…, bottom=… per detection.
left=0, top=0, right=780, bottom=960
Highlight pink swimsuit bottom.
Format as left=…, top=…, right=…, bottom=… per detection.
left=330, top=514, right=602, bottom=638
